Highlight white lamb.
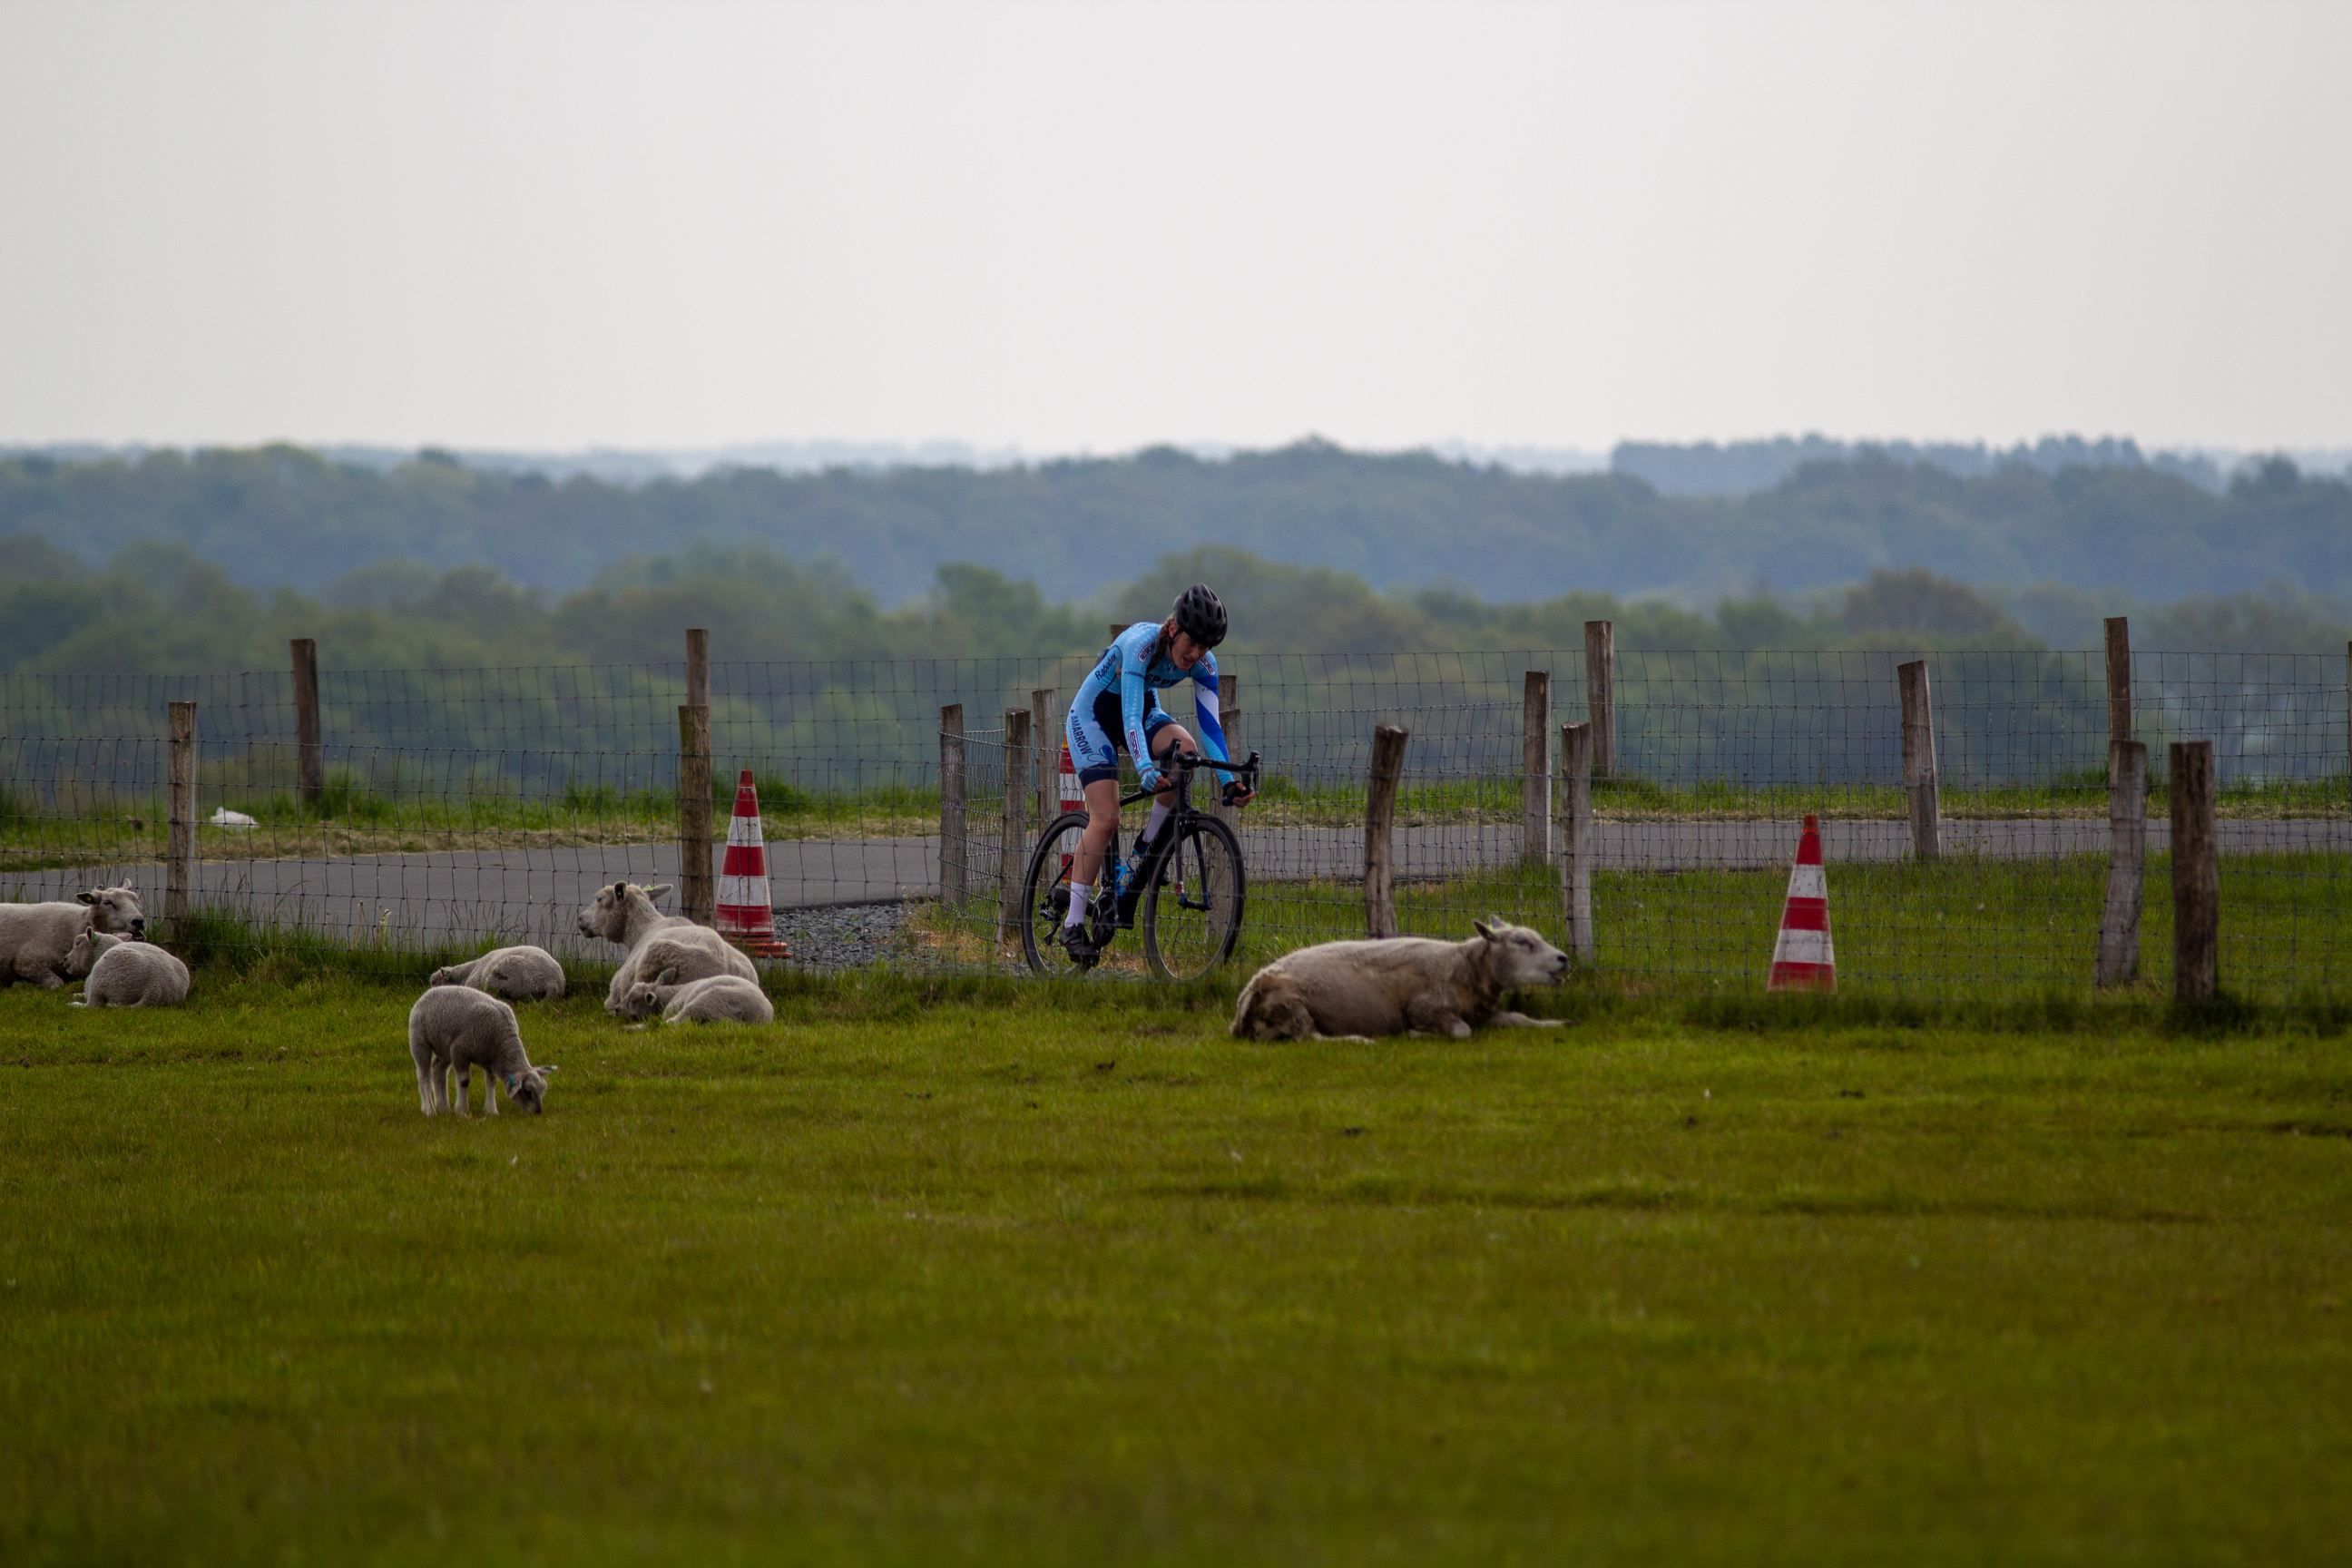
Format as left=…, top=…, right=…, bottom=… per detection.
left=64, top=929, right=191, bottom=1007
left=576, top=880, right=756, bottom=1014
left=407, top=985, right=559, bottom=1116
left=617, top=967, right=774, bottom=1025
left=430, top=944, right=566, bottom=1002
left=0, top=883, right=145, bottom=988
left=1230, top=916, right=1572, bottom=1042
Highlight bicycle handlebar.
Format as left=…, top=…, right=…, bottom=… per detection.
left=1117, top=749, right=1260, bottom=808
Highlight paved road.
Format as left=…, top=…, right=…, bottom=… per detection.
left=10, top=818, right=2343, bottom=957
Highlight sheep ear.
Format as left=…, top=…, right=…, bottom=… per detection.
left=77, top=891, right=98, bottom=906
left=648, top=883, right=675, bottom=900
left=658, top=967, right=679, bottom=985
left=541, top=1063, right=559, bottom=1074
left=611, top=881, right=628, bottom=900
left=1473, top=919, right=1494, bottom=940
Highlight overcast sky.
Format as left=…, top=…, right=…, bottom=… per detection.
left=3, top=0, right=2346, bottom=456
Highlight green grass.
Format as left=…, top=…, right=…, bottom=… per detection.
left=4, top=974, right=2350, bottom=1563
left=0, top=774, right=950, bottom=874
left=1249, top=769, right=2352, bottom=826
left=932, top=852, right=2352, bottom=1001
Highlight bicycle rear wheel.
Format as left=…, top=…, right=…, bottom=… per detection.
left=1018, top=811, right=1094, bottom=975
left=1141, top=816, right=1245, bottom=981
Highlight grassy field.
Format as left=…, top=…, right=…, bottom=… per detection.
left=919, top=853, right=2352, bottom=1001
left=3, top=970, right=2350, bottom=1564
left=7, top=768, right=2343, bottom=874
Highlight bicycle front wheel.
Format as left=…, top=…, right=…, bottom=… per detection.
left=1141, top=816, right=1246, bottom=981
left=1018, top=810, right=1093, bottom=975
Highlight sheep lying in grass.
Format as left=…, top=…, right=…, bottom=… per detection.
left=429, top=944, right=566, bottom=1002
left=0, top=884, right=145, bottom=988
left=1230, top=916, right=1571, bottom=1042
left=576, top=880, right=757, bottom=1014
left=64, top=929, right=191, bottom=1008
left=617, top=967, right=774, bottom=1025
left=407, top=985, right=558, bottom=1115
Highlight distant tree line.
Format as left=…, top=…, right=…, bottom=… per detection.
left=4, top=532, right=2344, bottom=685
left=4, top=439, right=2349, bottom=610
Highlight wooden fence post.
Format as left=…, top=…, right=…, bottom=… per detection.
left=2104, top=617, right=2132, bottom=783
left=678, top=703, right=713, bottom=926
left=166, top=701, right=195, bottom=935
left=1559, top=720, right=1593, bottom=963
left=938, top=704, right=966, bottom=906
left=2171, top=739, right=2218, bottom=1004
left=686, top=627, right=710, bottom=709
left=1031, top=686, right=1056, bottom=830
left=1583, top=621, right=1616, bottom=779
left=289, top=637, right=322, bottom=807
left=1522, top=670, right=1551, bottom=865
left=1897, top=659, right=1942, bottom=861
left=2095, top=739, right=2147, bottom=987
left=996, top=708, right=1031, bottom=943
left=1364, top=723, right=1409, bottom=939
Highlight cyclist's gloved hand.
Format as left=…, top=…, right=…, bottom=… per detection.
left=1222, top=780, right=1254, bottom=808
left=1137, top=763, right=1162, bottom=794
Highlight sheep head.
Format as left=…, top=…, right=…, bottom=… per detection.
left=1472, top=916, right=1570, bottom=990
left=77, top=883, right=145, bottom=937
left=64, top=927, right=124, bottom=979
left=577, top=880, right=677, bottom=942
left=502, top=1063, right=557, bottom=1114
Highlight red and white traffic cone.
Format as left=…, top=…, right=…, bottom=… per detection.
left=716, top=769, right=789, bottom=958
left=1057, top=742, right=1084, bottom=872
left=1766, top=813, right=1835, bottom=992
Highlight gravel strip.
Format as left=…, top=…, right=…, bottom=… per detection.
left=770, top=901, right=916, bottom=972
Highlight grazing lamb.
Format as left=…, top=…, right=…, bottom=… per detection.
left=575, top=880, right=757, bottom=1014
left=65, top=929, right=191, bottom=1008
left=407, top=985, right=558, bottom=1116
left=1230, top=916, right=1571, bottom=1042
left=617, top=967, right=774, bottom=1025
left=430, top=944, right=566, bottom=1002
left=0, top=884, right=145, bottom=988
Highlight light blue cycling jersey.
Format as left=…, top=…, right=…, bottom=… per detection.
left=1068, top=621, right=1233, bottom=789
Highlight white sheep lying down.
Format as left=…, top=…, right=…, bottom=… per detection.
left=618, top=968, right=774, bottom=1024
left=407, top=985, right=558, bottom=1115
left=1231, top=917, right=1571, bottom=1042
left=65, top=929, right=191, bottom=1007
left=0, top=883, right=144, bottom=988
left=576, top=880, right=757, bottom=1014
left=430, top=944, right=566, bottom=1001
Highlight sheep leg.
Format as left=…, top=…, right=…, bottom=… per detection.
left=1488, top=1010, right=1564, bottom=1029
left=485, top=1073, right=501, bottom=1115
left=451, top=1063, right=471, bottom=1117
left=1405, top=996, right=1472, bottom=1039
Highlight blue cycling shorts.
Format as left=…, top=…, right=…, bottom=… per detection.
left=1068, top=688, right=1179, bottom=788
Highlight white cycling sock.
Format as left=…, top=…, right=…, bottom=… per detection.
left=1063, top=882, right=1091, bottom=927
left=1142, top=802, right=1171, bottom=842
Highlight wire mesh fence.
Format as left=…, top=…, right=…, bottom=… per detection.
left=4, top=644, right=2347, bottom=996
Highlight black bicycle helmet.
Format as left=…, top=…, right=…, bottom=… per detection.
left=1172, top=583, right=1228, bottom=649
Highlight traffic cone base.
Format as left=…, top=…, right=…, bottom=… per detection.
left=716, top=768, right=790, bottom=958
left=1767, top=814, right=1836, bottom=992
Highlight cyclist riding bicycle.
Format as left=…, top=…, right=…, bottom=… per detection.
left=1061, top=583, right=1255, bottom=960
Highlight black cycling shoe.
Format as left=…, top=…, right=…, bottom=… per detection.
left=1061, top=923, right=1102, bottom=963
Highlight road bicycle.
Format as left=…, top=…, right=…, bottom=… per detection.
left=1018, top=748, right=1261, bottom=981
